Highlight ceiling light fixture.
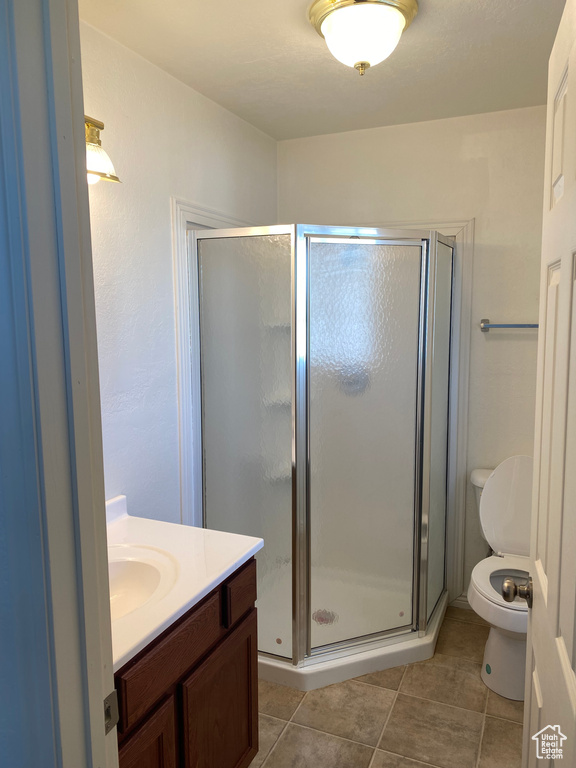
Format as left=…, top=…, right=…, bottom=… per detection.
left=309, top=0, right=418, bottom=75
left=85, top=116, right=121, bottom=185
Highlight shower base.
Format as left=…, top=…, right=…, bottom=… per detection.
left=257, top=565, right=447, bottom=691
left=257, top=564, right=412, bottom=654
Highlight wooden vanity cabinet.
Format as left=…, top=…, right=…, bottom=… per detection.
left=115, top=558, right=258, bottom=768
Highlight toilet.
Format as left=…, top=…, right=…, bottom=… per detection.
left=467, top=455, right=533, bottom=701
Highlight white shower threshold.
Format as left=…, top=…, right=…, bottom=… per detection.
left=258, top=591, right=448, bottom=691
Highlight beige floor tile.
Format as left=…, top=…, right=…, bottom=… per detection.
left=263, top=723, right=373, bottom=768
left=478, top=716, right=523, bottom=768
left=372, top=751, right=435, bottom=767
left=355, top=665, right=406, bottom=691
left=379, top=694, right=483, bottom=768
left=293, top=679, right=395, bottom=746
left=401, top=655, right=487, bottom=712
left=485, top=690, right=524, bottom=723
left=445, top=606, right=489, bottom=626
left=251, top=715, right=286, bottom=768
left=435, top=618, right=490, bottom=663
left=258, top=680, right=305, bottom=721
left=418, top=652, right=482, bottom=675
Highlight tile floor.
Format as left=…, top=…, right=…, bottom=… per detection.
left=254, top=607, right=524, bottom=768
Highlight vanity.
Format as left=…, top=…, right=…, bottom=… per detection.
left=106, top=497, right=263, bottom=768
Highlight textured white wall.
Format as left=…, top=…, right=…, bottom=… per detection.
left=81, top=23, right=277, bottom=523
left=278, top=106, right=546, bottom=593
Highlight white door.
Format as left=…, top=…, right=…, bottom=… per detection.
left=524, top=1, right=576, bottom=764
left=4, top=0, right=119, bottom=765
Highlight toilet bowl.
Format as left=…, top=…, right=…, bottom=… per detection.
left=467, top=455, right=533, bottom=701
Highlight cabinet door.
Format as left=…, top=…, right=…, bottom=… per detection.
left=119, top=696, right=177, bottom=768
left=182, top=609, right=258, bottom=768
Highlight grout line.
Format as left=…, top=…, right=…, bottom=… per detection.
left=352, top=678, right=403, bottom=691
left=258, top=712, right=291, bottom=725
left=398, top=690, right=487, bottom=717
left=261, top=688, right=309, bottom=766
left=280, top=719, right=386, bottom=749
left=288, top=690, right=308, bottom=723
left=484, top=713, right=525, bottom=725
left=388, top=689, right=486, bottom=714
left=449, top=619, right=490, bottom=628
left=366, top=748, right=378, bottom=768
left=474, top=684, right=490, bottom=768
left=444, top=613, right=489, bottom=628
left=430, top=648, right=483, bottom=664
left=368, top=666, right=408, bottom=767
left=259, top=716, right=290, bottom=768
left=374, top=751, right=438, bottom=768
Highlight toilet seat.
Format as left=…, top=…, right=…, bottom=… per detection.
left=468, top=555, right=529, bottom=635
left=470, top=554, right=530, bottom=611
left=479, top=455, right=533, bottom=556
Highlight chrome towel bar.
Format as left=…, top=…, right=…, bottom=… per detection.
left=480, top=318, right=539, bottom=333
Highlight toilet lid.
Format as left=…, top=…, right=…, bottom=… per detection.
left=479, top=455, right=533, bottom=556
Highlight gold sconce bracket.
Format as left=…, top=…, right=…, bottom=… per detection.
left=85, top=115, right=104, bottom=146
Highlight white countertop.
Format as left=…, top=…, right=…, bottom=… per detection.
left=106, top=496, right=263, bottom=671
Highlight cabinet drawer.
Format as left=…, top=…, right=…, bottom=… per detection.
left=119, top=696, right=177, bottom=768
left=116, top=592, right=223, bottom=732
left=223, top=559, right=257, bottom=629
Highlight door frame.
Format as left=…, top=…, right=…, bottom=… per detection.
left=1, top=0, right=116, bottom=765
left=172, top=198, right=255, bottom=526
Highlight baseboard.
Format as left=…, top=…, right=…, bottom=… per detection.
left=450, top=594, right=471, bottom=610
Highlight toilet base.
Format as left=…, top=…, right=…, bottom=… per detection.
left=481, top=626, right=526, bottom=700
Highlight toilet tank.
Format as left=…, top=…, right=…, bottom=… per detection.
left=471, top=468, right=493, bottom=510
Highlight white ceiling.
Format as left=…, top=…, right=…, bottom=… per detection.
left=78, top=0, right=565, bottom=140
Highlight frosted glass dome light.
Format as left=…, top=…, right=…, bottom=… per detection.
left=85, top=116, right=121, bottom=185
left=86, top=143, right=119, bottom=185
left=322, top=4, right=405, bottom=70
left=309, top=0, right=418, bottom=75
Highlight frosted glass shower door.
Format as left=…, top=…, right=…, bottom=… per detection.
left=197, top=233, right=293, bottom=658
left=309, top=240, right=423, bottom=649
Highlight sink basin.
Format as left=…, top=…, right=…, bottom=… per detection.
left=108, top=545, right=178, bottom=622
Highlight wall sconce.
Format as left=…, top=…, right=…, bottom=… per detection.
left=309, top=0, right=418, bottom=75
left=85, top=116, right=120, bottom=185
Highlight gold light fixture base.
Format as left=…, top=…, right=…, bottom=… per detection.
left=85, top=115, right=104, bottom=146
left=309, top=0, right=418, bottom=38
left=354, top=61, right=370, bottom=75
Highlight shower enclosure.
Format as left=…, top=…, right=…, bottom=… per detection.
left=195, top=225, right=454, bottom=687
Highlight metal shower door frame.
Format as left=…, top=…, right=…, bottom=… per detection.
left=417, top=232, right=455, bottom=636
left=293, top=225, right=453, bottom=665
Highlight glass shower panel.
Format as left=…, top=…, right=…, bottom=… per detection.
left=198, top=235, right=293, bottom=658
left=309, top=240, right=423, bottom=649
left=426, top=242, right=453, bottom=619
